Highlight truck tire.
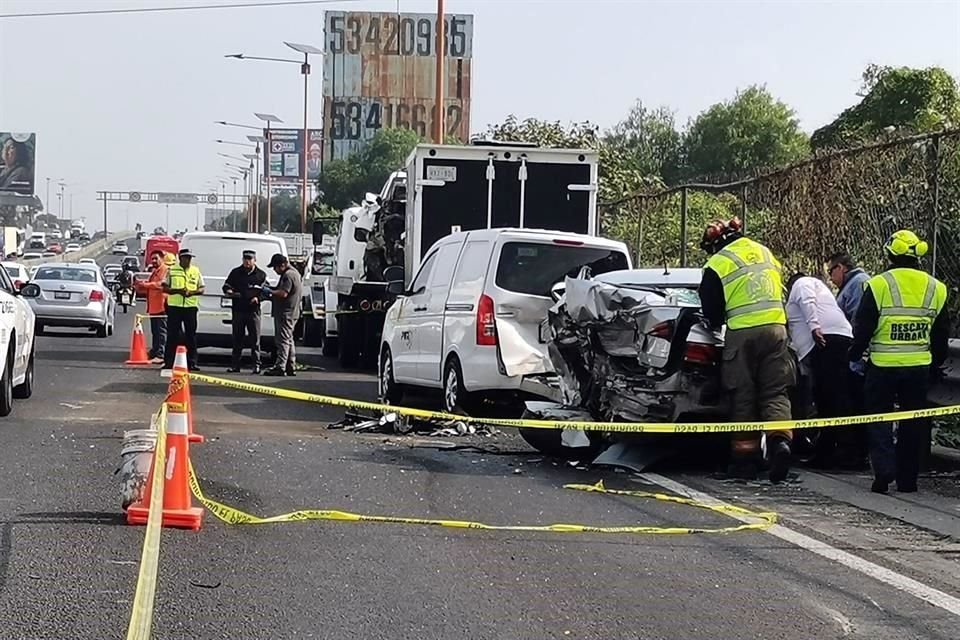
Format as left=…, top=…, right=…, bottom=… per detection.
left=303, top=316, right=323, bottom=347
left=322, top=335, right=338, bottom=357
left=337, top=316, right=360, bottom=368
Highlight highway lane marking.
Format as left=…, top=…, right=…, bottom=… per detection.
left=643, top=473, right=960, bottom=618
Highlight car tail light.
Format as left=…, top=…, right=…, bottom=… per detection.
left=648, top=321, right=673, bottom=339
left=684, top=342, right=720, bottom=366
left=89, top=290, right=104, bottom=302
left=476, top=294, right=497, bottom=346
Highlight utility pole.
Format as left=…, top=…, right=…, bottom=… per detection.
left=433, top=0, right=446, bottom=144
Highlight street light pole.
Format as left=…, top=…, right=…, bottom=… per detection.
left=45, top=178, right=50, bottom=214
left=232, top=177, right=238, bottom=232
left=434, top=0, right=446, bottom=143
left=301, top=54, right=310, bottom=234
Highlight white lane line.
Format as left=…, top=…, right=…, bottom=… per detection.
left=643, top=472, right=960, bottom=617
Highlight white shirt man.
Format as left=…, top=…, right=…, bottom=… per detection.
left=786, top=275, right=852, bottom=360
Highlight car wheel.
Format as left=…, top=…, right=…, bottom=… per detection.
left=96, top=323, right=108, bottom=338
left=379, top=347, right=404, bottom=405
left=0, top=347, right=13, bottom=417
left=13, top=345, right=34, bottom=399
left=443, top=356, right=474, bottom=415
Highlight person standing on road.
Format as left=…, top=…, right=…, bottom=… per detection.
left=223, top=249, right=266, bottom=374
left=262, top=253, right=302, bottom=377
left=849, top=230, right=949, bottom=494
left=136, top=250, right=170, bottom=364
left=162, top=248, right=205, bottom=372
left=785, top=273, right=861, bottom=465
left=828, top=253, right=872, bottom=411
left=699, top=217, right=794, bottom=482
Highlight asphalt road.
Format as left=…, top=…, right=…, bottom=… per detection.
left=0, top=251, right=958, bottom=639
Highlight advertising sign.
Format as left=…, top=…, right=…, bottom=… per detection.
left=0, top=132, right=37, bottom=196
left=322, top=11, right=474, bottom=162
left=264, top=129, right=324, bottom=183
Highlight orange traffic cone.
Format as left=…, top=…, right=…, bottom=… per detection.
left=125, top=317, right=151, bottom=366
left=172, top=346, right=204, bottom=444
left=126, top=374, right=203, bottom=530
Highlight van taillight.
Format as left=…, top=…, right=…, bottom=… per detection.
left=476, top=294, right=497, bottom=346
left=684, top=343, right=719, bottom=366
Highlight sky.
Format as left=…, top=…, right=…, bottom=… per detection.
left=1, top=0, right=958, bottom=233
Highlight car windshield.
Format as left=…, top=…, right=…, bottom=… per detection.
left=35, top=267, right=97, bottom=283
left=496, top=242, right=629, bottom=297
left=312, top=254, right=335, bottom=275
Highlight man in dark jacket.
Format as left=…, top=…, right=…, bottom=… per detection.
left=223, top=250, right=267, bottom=373
left=849, top=230, right=949, bottom=494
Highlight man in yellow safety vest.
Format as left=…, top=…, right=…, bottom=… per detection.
left=699, top=218, right=795, bottom=482
left=849, top=230, right=949, bottom=494
left=162, top=247, right=205, bottom=372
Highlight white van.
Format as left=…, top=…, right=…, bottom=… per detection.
left=178, top=231, right=287, bottom=349
left=379, top=228, right=631, bottom=412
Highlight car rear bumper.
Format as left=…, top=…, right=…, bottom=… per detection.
left=31, top=302, right=106, bottom=326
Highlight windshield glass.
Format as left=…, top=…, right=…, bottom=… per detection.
left=312, top=254, right=335, bottom=275
left=496, top=242, right=629, bottom=297
left=36, top=267, right=97, bottom=283
left=181, top=236, right=285, bottom=277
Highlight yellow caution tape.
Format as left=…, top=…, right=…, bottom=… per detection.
left=136, top=311, right=232, bottom=321
left=188, top=466, right=775, bottom=535
left=125, top=405, right=168, bottom=640
left=190, top=372, right=960, bottom=435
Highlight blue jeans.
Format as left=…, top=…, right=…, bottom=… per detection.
left=149, top=316, right=167, bottom=359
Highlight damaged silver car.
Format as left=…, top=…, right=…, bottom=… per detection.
left=520, top=268, right=727, bottom=458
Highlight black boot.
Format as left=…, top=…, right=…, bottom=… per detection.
left=767, top=437, right=792, bottom=483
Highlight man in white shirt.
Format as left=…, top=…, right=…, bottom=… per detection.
left=786, top=274, right=854, bottom=453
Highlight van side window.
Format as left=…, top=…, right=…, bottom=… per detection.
left=410, top=252, right=438, bottom=293
left=429, top=243, right=462, bottom=290
left=450, top=241, right=491, bottom=297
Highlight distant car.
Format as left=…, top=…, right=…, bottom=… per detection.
left=22, top=263, right=116, bottom=338
left=49, top=229, right=63, bottom=240
left=121, top=256, right=140, bottom=271
left=41, top=251, right=56, bottom=258
left=78, top=258, right=97, bottom=266
left=64, top=243, right=81, bottom=253
left=111, top=242, right=128, bottom=255
left=0, top=263, right=28, bottom=291
left=22, top=252, right=43, bottom=261
left=46, top=243, right=63, bottom=254
left=79, top=233, right=91, bottom=242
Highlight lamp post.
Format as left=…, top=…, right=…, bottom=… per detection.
left=227, top=44, right=323, bottom=234
left=254, top=112, right=282, bottom=233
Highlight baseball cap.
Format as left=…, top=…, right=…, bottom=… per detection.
left=267, top=253, right=287, bottom=268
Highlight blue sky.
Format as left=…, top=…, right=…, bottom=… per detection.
left=1, top=0, right=958, bottom=231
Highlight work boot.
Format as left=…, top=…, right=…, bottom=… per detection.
left=766, top=437, right=792, bottom=483
left=872, top=476, right=892, bottom=494
left=251, top=366, right=261, bottom=375
left=262, top=367, right=286, bottom=377
left=226, top=367, right=241, bottom=373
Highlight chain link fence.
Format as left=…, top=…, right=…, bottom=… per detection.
left=600, top=130, right=960, bottom=333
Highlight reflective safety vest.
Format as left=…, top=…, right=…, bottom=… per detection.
left=705, top=237, right=786, bottom=330
left=167, top=264, right=202, bottom=308
left=866, top=268, right=946, bottom=368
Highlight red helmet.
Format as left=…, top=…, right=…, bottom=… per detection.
left=700, top=217, right=742, bottom=252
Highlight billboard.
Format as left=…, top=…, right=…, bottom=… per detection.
left=264, top=129, right=324, bottom=183
left=322, top=11, right=474, bottom=162
left=0, top=132, right=37, bottom=196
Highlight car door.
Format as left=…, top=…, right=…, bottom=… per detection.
left=390, top=251, right=438, bottom=382
left=416, top=240, right=465, bottom=383
left=0, top=266, right=25, bottom=378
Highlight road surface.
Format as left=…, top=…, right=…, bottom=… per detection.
left=0, top=250, right=957, bottom=639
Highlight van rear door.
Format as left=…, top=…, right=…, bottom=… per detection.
left=491, top=237, right=630, bottom=377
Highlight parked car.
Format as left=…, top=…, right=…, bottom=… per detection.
left=0, top=262, right=29, bottom=290
left=112, top=241, right=128, bottom=255
left=64, top=243, right=81, bottom=254
left=22, top=263, right=116, bottom=337
left=379, top=228, right=631, bottom=413
left=46, top=243, right=63, bottom=254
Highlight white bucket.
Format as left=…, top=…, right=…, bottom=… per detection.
left=119, top=428, right=157, bottom=510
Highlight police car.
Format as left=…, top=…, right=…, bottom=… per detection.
left=0, top=264, right=36, bottom=415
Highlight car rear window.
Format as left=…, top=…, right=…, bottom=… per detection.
left=36, top=268, right=97, bottom=283
left=495, top=242, right=629, bottom=296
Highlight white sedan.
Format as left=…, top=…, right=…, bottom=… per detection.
left=65, top=243, right=81, bottom=254
left=0, top=265, right=37, bottom=415
left=112, top=242, right=128, bottom=255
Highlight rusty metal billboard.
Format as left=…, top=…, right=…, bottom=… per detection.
left=322, top=11, right=474, bottom=162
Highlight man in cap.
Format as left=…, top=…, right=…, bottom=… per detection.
left=262, top=253, right=302, bottom=377
left=849, top=230, right=949, bottom=494
left=700, top=217, right=794, bottom=482
left=162, top=247, right=205, bottom=372
left=223, top=249, right=267, bottom=373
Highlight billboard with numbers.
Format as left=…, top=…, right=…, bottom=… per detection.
left=322, top=10, right=473, bottom=163
left=264, top=129, right=325, bottom=184
left=0, top=132, right=37, bottom=196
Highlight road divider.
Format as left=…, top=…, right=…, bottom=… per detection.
left=190, top=373, right=960, bottom=434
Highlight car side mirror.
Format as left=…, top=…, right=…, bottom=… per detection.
left=20, top=283, right=40, bottom=298
left=386, top=280, right=405, bottom=296
left=354, top=228, right=369, bottom=243
left=383, top=265, right=404, bottom=284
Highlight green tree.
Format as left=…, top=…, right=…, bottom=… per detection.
left=682, top=85, right=809, bottom=178
left=314, top=127, right=421, bottom=211
left=811, top=65, right=960, bottom=149
left=604, top=101, right=682, bottom=183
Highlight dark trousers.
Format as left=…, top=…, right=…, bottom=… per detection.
left=231, top=308, right=262, bottom=368
left=810, top=335, right=865, bottom=461
left=864, top=364, right=930, bottom=488
left=163, top=306, right=199, bottom=369
left=149, top=316, right=167, bottom=359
